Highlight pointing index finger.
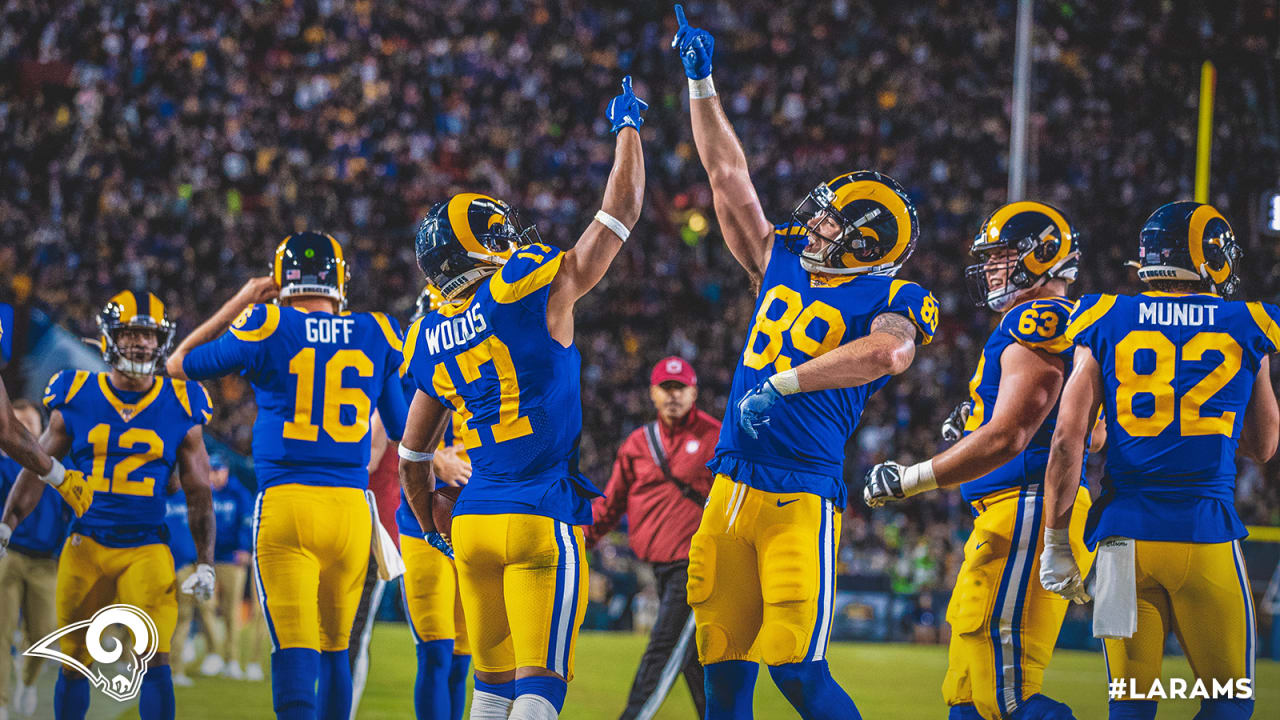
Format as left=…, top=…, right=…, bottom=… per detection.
left=675, top=4, right=688, bottom=28
left=621, top=75, right=633, bottom=95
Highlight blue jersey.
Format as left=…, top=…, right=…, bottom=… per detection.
left=183, top=304, right=408, bottom=490
left=959, top=296, right=1083, bottom=503
left=43, top=371, right=212, bottom=547
left=711, top=227, right=939, bottom=508
left=1065, top=292, right=1280, bottom=547
left=164, top=488, right=197, bottom=568
left=0, top=455, right=70, bottom=556
left=211, top=481, right=252, bottom=562
left=403, top=243, right=601, bottom=525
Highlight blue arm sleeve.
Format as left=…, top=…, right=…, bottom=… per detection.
left=181, top=304, right=274, bottom=380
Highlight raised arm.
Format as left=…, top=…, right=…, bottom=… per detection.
left=674, top=5, right=773, bottom=282
left=1240, top=355, right=1279, bottom=464
left=167, top=277, right=278, bottom=379
left=547, top=77, right=646, bottom=346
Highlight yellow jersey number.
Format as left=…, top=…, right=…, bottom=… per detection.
left=1018, top=307, right=1059, bottom=338
left=282, top=349, right=375, bottom=443
left=85, top=424, right=164, bottom=496
left=742, top=286, right=847, bottom=373
left=431, top=335, right=533, bottom=449
left=1114, top=330, right=1242, bottom=437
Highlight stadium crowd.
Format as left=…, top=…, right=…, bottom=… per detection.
left=1, top=0, right=1279, bottom=609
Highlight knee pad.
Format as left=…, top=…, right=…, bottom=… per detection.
left=949, top=705, right=984, bottom=720
left=1108, top=700, right=1157, bottom=720
left=1013, top=694, right=1075, bottom=720
left=756, top=621, right=807, bottom=667
left=695, top=621, right=734, bottom=666
left=1195, top=698, right=1253, bottom=720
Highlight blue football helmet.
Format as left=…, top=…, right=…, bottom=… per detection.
left=788, top=170, right=919, bottom=276
left=273, top=231, right=348, bottom=309
left=415, top=193, right=539, bottom=299
left=1135, top=201, right=1240, bottom=295
left=965, top=201, right=1079, bottom=311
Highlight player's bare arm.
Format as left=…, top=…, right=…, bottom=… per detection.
left=1239, top=355, right=1278, bottom=463
left=547, top=77, right=646, bottom=347
left=398, top=389, right=451, bottom=535
left=176, top=424, right=216, bottom=566
left=0, top=378, right=55, bottom=477
left=1038, top=345, right=1102, bottom=604
left=794, top=312, right=918, bottom=392
left=1, top=409, right=72, bottom=531
left=367, top=410, right=389, bottom=473
left=166, top=276, right=279, bottom=379
left=865, top=343, right=1064, bottom=506
left=674, top=5, right=772, bottom=283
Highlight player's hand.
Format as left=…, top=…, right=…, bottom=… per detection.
left=432, top=444, right=471, bottom=487
left=52, top=468, right=94, bottom=518
left=0, top=522, right=11, bottom=560
left=182, top=563, right=217, bottom=602
left=737, top=379, right=783, bottom=439
left=863, top=462, right=907, bottom=508
left=606, top=76, right=648, bottom=134
left=425, top=531, right=454, bottom=560
left=1039, top=529, right=1090, bottom=604
left=941, top=401, right=973, bottom=442
left=671, top=5, right=714, bottom=80
left=233, top=276, right=280, bottom=307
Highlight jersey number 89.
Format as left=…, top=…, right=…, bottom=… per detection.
left=743, top=286, right=847, bottom=373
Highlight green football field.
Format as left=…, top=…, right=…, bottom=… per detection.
left=94, top=625, right=1279, bottom=719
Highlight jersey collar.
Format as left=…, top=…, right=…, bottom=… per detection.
left=98, top=374, right=164, bottom=422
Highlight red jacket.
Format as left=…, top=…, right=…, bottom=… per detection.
left=587, top=408, right=720, bottom=563
left=369, top=443, right=403, bottom=549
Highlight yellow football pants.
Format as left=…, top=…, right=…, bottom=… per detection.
left=0, top=549, right=58, bottom=701
left=401, top=534, right=471, bottom=654
left=1103, top=539, right=1255, bottom=701
left=452, top=513, right=587, bottom=679
left=687, top=474, right=842, bottom=666
left=942, top=484, right=1092, bottom=720
left=56, top=535, right=177, bottom=665
left=251, top=483, right=371, bottom=652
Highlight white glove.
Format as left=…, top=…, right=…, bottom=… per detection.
left=1040, top=528, right=1090, bottom=604
left=0, top=522, right=11, bottom=561
left=181, top=563, right=217, bottom=602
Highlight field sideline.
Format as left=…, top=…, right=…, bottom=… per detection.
left=89, top=625, right=1279, bottom=719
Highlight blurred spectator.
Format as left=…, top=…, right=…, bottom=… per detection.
left=588, top=357, right=716, bottom=720
left=195, top=454, right=253, bottom=679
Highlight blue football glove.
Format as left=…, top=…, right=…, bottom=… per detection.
left=425, top=531, right=454, bottom=560
left=671, top=4, right=714, bottom=80
left=737, top=379, right=783, bottom=439
left=606, top=75, right=648, bottom=134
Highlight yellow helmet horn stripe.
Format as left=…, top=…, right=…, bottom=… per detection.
left=832, top=180, right=912, bottom=267
left=273, top=236, right=290, bottom=288
left=109, top=290, right=139, bottom=323
left=327, top=233, right=347, bottom=300
left=988, top=201, right=1074, bottom=276
left=447, top=193, right=499, bottom=256
left=1187, top=204, right=1232, bottom=285
left=147, top=293, right=166, bottom=324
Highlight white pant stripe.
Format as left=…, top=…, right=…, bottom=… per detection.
left=552, top=522, right=578, bottom=676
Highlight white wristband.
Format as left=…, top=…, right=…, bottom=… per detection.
left=688, top=76, right=716, bottom=99
left=398, top=445, right=435, bottom=463
left=769, top=369, right=801, bottom=396
left=594, top=210, right=631, bottom=242
left=39, top=457, right=66, bottom=487
left=1044, top=527, right=1072, bottom=547
left=900, top=459, right=937, bottom=497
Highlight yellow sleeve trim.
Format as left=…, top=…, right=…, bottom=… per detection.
left=172, top=378, right=194, bottom=419
left=1064, top=295, right=1116, bottom=343
left=65, top=370, right=91, bottom=405
left=1246, top=302, right=1280, bottom=352
left=887, top=278, right=909, bottom=306
left=400, top=317, right=424, bottom=378
left=229, top=304, right=281, bottom=342
left=490, top=252, right=564, bottom=304
left=371, top=312, right=404, bottom=353
left=1018, top=335, right=1073, bottom=354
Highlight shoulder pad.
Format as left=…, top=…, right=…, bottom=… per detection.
left=1246, top=302, right=1280, bottom=354
left=490, top=244, right=564, bottom=304
left=1003, top=298, right=1072, bottom=353
left=368, top=311, right=405, bottom=353
left=885, top=279, right=939, bottom=345
left=1064, top=294, right=1117, bottom=343
left=42, top=369, right=92, bottom=411
left=228, top=304, right=281, bottom=343
left=170, top=378, right=214, bottom=425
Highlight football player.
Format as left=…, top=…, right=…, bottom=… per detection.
left=396, top=286, right=473, bottom=720
left=0, top=317, right=94, bottom=548
left=864, top=202, right=1098, bottom=720
left=672, top=8, right=938, bottom=719
left=1041, top=202, right=1275, bottom=720
left=166, top=233, right=408, bottom=720
left=1, top=291, right=216, bottom=720
left=398, top=76, right=645, bottom=720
